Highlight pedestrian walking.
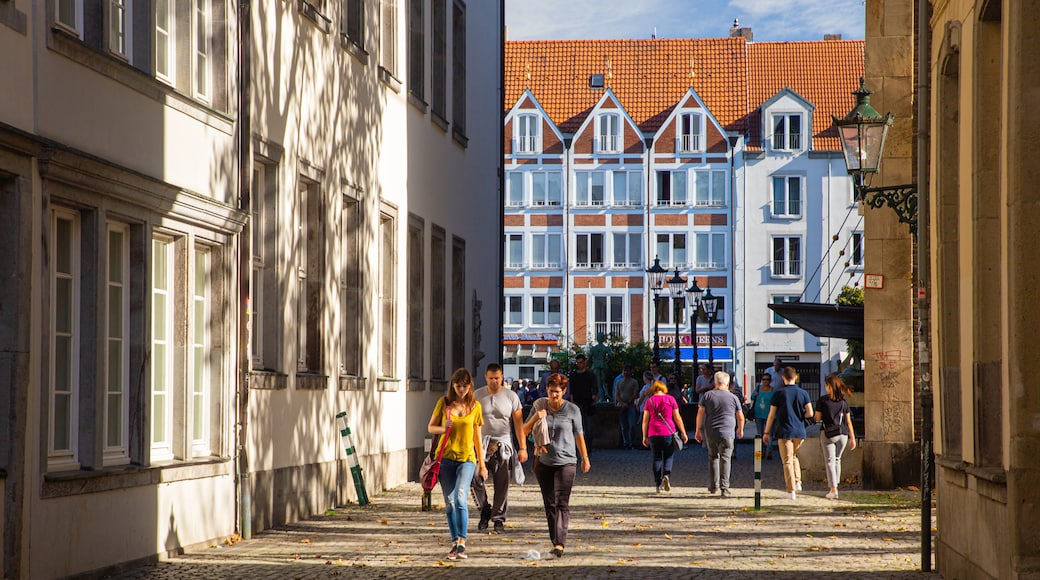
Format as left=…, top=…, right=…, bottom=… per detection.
left=815, top=373, right=858, bottom=499
left=568, top=353, right=599, bottom=440
left=693, top=371, right=745, bottom=497
left=762, top=367, right=813, bottom=499
left=694, top=363, right=715, bottom=401
left=750, top=372, right=777, bottom=459
left=523, top=373, right=590, bottom=558
left=471, top=363, right=528, bottom=534
left=427, top=368, right=488, bottom=560
left=641, top=381, right=688, bottom=493
left=613, top=364, right=641, bottom=449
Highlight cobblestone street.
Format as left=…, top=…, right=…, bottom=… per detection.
left=111, top=443, right=940, bottom=579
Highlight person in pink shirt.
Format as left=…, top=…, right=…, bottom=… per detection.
left=640, top=381, right=689, bottom=493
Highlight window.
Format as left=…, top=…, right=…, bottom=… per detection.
left=772, top=113, right=803, bottom=151
left=250, top=163, right=265, bottom=369
left=772, top=236, right=802, bottom=277
left=104, top=222, right=130, bottom=466
left=506, top=172, right=524, bottom=207
left=693, top=232, right=726, bottom=269
left=505, top=234, right=523, bottom=269
left=575, top=233, right=604, bottom=269
left=771, top=295, right=799, bottom=327
left=431, top=0, right=446, bottom=118
left=693, top=169, right=726, bottom=206
left=849, top=231, right=864, bottom=268
left=531, top=233, right=561, bottom=269
left=679, top=112, right=702, bottom=152
left=50, top=209, right=81, bottom=471
left=381, top=0, right=398, bottom=77
left=656, top=170, right=687, bottom=205
left=451, top=237, right=465, bottom=371
left=451, top=0, right=466, bottom=136
left=379, top=210, right=397, bottom=377
left=296, top=180, right=324, bottom=373
left=612, top=170, right=642, bottom=206
left=190, top=247, right=212, bottom=457
left=597, top=113, right=621, bottom=153
left=612, top=233, right=641, bottom=268
left=407, top=0, right=424, bottom=98
left=252, top=160, right=281, bottom=371
left=532, top=296, right=561, bottom=326
left=341, top=196, right=362, bottom=376
left=656, top=233, right=687, bottom=270
left=697, top=294, right=727, bottom=324
left=771, top=175, right=802, bottom=217
left=56, top=0, right=83, bottom=36
left=505, top=296, right=523, bottom=326
left=593, top=296, right=624, bottom=340
left=193, top=0, right=212, bottom=101
left=344, top=0, right=365, bottom=50
left=575, top=171, right=605, bottom=206
left=150, top=236, right=175, bottom=461
left=408, top=219, right=424, bottom=379
left=431, top=226, right=446, bottom=379
left=655, top=296, right=685, bottom=325
left=515, top=114, right=540, bottom=154
left=155, top=0, right=174, bottom=81
left=109, top=0, right=132, bottom=59
left=531, top=172, right=562, bottom=206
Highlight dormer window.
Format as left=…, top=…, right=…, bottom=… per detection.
left=772, top=113, right=803, bottom=151
left=679, top=112, right=702, bottom=152
left=515, top=113, right=540, bottom=154
left=597, top=113, right=621, bottom=153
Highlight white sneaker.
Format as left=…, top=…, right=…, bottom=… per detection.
left=662, top=475, right=671, bottom=491
left=826, top=491, right=838, bottom=500
left=795, top=482, right=803, bottom=492
left=789, top=491, right=797, bottom=500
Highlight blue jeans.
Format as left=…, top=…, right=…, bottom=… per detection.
left=439, top=458, right=476, bottom=541
left=648, top=435, right=676, bottom=486
left=619, top=405, right=636, bottom=447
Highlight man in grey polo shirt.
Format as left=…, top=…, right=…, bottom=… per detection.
left=694, top=371, right=745, bottom=498
left=471, top=363, right=528, bottom=533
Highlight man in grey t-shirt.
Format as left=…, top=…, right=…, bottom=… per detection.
left=694, top=371, right=745, bottom=497
left=471, top=363, right=527, bottom=534
left=613, top=364, right=641, bottom=449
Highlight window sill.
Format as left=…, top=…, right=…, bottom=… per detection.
left=297, top=0, right=332, bottom=33
left=0, top=0, right=27, bottom=34
left=341, top=35, right=369, bottom=65
left=408, top=378, right=428, bottom=391
left=42, top=457, right=232, bottom=499
left=297, top=372, right=329, bottom=390
left=379, top=67, right=402, bottom=93
left=250, top=370, right=288, bottom=390
left=429, top=379, right=449, bottom=392
left=377, top=376, right=402, bottom=392
left=452, top=126, right=469, bottom=148
left=408, top=91, right=428, bottom=113
left=770, top=214, right=803, bottom=220
left=339, top=374, right=367, bottom=391
left=431, top=110, right=449, bottom=132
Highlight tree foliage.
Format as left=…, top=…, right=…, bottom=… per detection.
left=836, top=286, right=865, bottom=368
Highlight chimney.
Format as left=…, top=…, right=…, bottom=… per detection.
left=824, top=33, right=843, bottom=41
left=729, top=19, right=753, bottom=42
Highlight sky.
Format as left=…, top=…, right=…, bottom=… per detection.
left=505, top=0, right=866, bottom=43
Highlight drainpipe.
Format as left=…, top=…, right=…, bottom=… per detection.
left=236, top=0, right=253, bottom=540
left=498, top=1, right=505, bottom=373
left=916, top=0, right=933, bottom=571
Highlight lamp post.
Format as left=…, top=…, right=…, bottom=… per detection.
left=645, top=256, right=667, bottom=363
left=666, top=269, right=686, bottom=382
left=701, top=286, right=719, bottom=368
left=685, top=278, right=703, bottom=387
left=834, top=77, right=930, bottom=572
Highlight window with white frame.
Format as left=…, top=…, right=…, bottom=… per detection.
left=379, top=210, right=397, bottom=377
left=612, top=170, right=642, bottom=206
left=250, top=163, right=264, bottom=368
left=849, top=231, right=864, bottom=268
left=693, top=169, right=726, bottom=206
left=190, top=246, right=212, bottom=457
left=506, top=172, right=524, bottom=207
left=531, top=296, right=561, bottom=326
left=575, top=233, right=604, bottom=269
left=515, top=114, right=540, bottom=154
left=771, top=175, right=802, bottom=217
left=693, top=232, right=726, bottom=269
left=656, top=233, right=687, bottom=270
left=341, top=196, right=362, bottom=376
left=381, top=0, right=398, bottom=77
left=655, top=295, right=686, bottom=325
left=697, top=294, right=726, bottom=324
left=679, top=112, right=702, bottom=152
left=597, top=113, right=621, bottom=153
left=50, top=209, right=81, bottom=471
left=612, top=232, right=641, bottom=268
left=506, top=234, right=523, bottom=269
left=505, top=296, right=523, bottom=326
left=771, top=236, right=802, bottom=277
left=193, top=0, right=212, bottom=101
left=296, top=181, right=313, bottom=372
left=593, top=296, right=624, bottom=340
left=575, top=171, right=605, bottom=206
left=150, top=236, right=175, bottom=462
left=532, top=172, right=562, bottom=206
left=656, top=169, right=687, bottom=205
left=104, top=222, right=131, bottom=466
left=771, top=295, right=799, bottom=327
left=109, top=0, right=132, bottom=59
left=407, top=218, right=424, bottom=380
left=56, top=0, right=83, bottom=36
left=531, top=233, right=561, bottom=269
left=155, top=0, right=174, bottom=81
left=431, top=226, right=446, bottom=379
left=772, top=113, right=803, bottom=151
left=344, top=0, right=365, bottom=50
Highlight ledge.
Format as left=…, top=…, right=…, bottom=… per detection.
left=379, top=67, right=402, bottom=93
left=341, top=35, right=369, bottom=65
left=42, top=457, right=232, bottom=498
left=377, top=377, right=402, bottom=392
left=452, top=126, right=469, bottom=148
left=297, top=0, right=332, bottom=33
left=429, top=379, right=449, bottom=392
left=0, top=0, right=27, bottom=34
left=408, top=91, right=429, bottom=113
left=338, top=375, right=366, bottom=391
left=296, top=372, right=329, bottom=390
left=431, top=110, right=449, bottom=132
left=407, top=378, right=427, bottom=391
left=250, top=370, right=288, bottom=390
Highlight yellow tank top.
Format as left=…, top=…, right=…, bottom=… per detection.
left=433, top=397, right=484, bottom=464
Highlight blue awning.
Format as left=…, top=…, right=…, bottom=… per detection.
left=659, top=346, right=733, bottom=363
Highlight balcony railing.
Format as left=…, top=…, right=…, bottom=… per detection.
left=597, top=134, right=620, bottom=153
left=612, top=261, right=642, bottom=269
left=574, top=262, right=606, bottom=270
left=516, top=136, right=539, bottom=154
left=680, top=134, right=701, bottom=152
left=530, top=262, right=561, bottom=270
left=771, top=260, right=802, bottom=277
left=592, top=322, right=626, bottom=342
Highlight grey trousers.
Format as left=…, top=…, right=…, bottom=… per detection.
left=820, top=433, right=849, bottom=490
left=706, top=435, right=735, bottom=492
left=471, top=450, right=511, bottom=522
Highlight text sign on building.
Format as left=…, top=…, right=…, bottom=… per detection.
left=865, top=274, right=884, bottom=289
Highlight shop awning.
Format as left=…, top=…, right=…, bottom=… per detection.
left=767, top=302, right=864, bottom=340
left=659, top=346, right=733, bottom=363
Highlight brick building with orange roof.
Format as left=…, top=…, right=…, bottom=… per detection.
left=502, top=27, right=865, bottom=398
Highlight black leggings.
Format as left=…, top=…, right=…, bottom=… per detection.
left=534, top=461, right=576, bottom=547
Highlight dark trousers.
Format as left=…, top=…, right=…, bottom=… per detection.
left=471, top=450, right=511, bottom=523
left=533, top=461, right=576, bottom=548
left=649, top=435, right=676, bottom=486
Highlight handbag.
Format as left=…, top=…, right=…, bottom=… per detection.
left=652, top=398, right=683, bottom=451
left=419, top=407, right=452, bottom=491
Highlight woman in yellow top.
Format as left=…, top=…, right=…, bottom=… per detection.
left=427, top=368, right=488, bottom=561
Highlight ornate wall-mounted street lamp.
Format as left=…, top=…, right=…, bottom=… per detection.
left=833, top=78, right=918, bottom=236
left=666, top=269, right=686, bottom=382
left=685, top=278, right=703, bottom=386
left=645, top=256, right=667, bottom=363
left=701, top=286, right=720, bottom=367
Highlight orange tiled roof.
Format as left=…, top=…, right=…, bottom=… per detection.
left=505, top=38, right=864, bottom=150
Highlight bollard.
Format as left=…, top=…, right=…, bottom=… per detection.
left=421, top=435, right=433, bottom=511
left=336, top=412, right=370, bottom=506
left=753, top=435, right=762, bottom=510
